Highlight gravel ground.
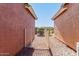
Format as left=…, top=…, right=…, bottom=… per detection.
left=16, top=35, right=51, bottom=56
left=49, top=36, right=76, bottom=56
left=29, top=35, right=52, bottom=56
left=30, top=35, right=49, bottom=49
left=32, top=49, right=51, bottom=56
left=28, top=35, right=76, bottom=56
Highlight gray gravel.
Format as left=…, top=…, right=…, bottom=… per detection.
left=49, top=36, right=76, bottom=56
left=29, top=35, right=76, bottom=56
left=32, top=49, right=51, bottom=56
left=29, top=35, right=51, bottom=56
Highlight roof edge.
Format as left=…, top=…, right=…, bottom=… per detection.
left=24, top=3, right=38, bottom=20
left=51, top=3, right=69, bottom=20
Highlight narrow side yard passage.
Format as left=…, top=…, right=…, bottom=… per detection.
left=30, top=35, right=49, bottom=49
left=29, top=35, right=76, bottom=56
left=29, top=35, right=52, bottom=56
left=16, top=35, right=52, bottom=56
left=17, top=35, right=76, bottom=56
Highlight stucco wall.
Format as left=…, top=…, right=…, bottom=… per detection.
left=54, top=3, right=79, bottom=50
left=0, top=4, right=35, bottom=55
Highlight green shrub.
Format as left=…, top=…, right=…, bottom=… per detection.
left=38, top=28, right=44, bottom=36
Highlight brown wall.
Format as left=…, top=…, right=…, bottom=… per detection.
left=54, top=3, right=79, bottom=50
left=0, top=4, right=35, bottom=55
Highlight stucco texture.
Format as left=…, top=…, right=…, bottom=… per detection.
left=0, top=4, right=35, bottom=55
left=54, top=4, right=79, bottom=50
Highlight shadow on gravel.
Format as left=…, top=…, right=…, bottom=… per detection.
left=16, top=47, right=34, bottom=56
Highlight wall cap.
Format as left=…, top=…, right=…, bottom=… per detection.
left=51, top=3, right=69, bottom=20
left=24, top=3, right=38, bottom=20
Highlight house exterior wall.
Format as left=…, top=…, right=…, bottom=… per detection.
left=0, top=4, right=35, bottom=55
left=54, top=3, right=79, bottom=50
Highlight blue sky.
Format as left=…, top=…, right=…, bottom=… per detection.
left=30, top=3, right=62, bottom=27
